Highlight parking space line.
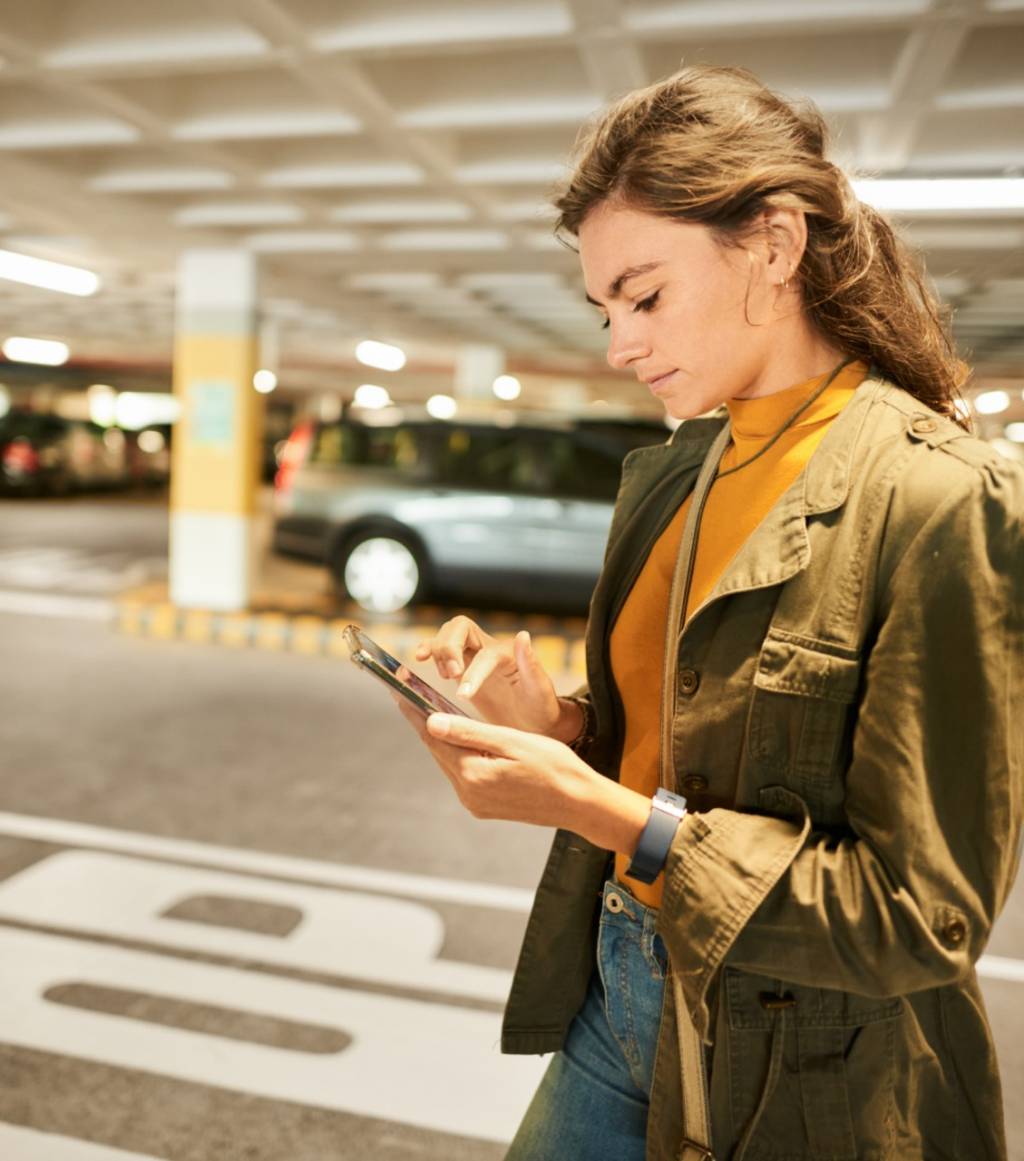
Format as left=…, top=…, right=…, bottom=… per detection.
left=0, top=1123, right=163, bottom=1160
left=0, top=812, right=535, bottom=913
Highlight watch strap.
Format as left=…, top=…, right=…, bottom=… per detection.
left=625, top=788, right=687, bottom=885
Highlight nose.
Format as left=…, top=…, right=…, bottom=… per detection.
left=605, top=316, right=650, bottom=371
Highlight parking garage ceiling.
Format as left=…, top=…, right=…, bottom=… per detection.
left=0, top=0, right=1022, bottom=391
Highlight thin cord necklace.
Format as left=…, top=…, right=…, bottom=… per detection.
left=714, top=356, right=855, bottom=480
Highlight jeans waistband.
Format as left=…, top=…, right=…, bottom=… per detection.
left=601, top=877, right=662, bottom=940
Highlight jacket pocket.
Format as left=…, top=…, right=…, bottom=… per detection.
left=746, top=630, right=861, bottom=815
left=724, top=967, right=902, bottom=1160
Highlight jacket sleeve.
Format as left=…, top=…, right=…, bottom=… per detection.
left=657, top=458, right=1024, bottom=1036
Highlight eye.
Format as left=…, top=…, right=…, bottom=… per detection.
left=633, top=290, right=660, bottom=313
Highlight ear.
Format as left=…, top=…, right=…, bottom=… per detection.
left=762, top=206, right=808, bottom=287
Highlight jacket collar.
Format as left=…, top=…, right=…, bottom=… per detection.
left=687, top=375, right=886, bottom=612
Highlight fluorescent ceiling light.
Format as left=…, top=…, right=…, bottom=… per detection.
left=176, top=203, right=304, bottom=227
left=91, top=168, right=234, bottom=193
left=2, top=336, right=70, bottom=366
left=356, top=339, right=406, bottom=372
left=0, top=249, right=99, bottom=296
left=115, top=393, right=181, bottom=430
left=354, top=384, right=391, bottom=409
left=379, top=229, right=509, bottom=252
left=854, top=178, right=1024, bottom=214
left=245, top=231, right=358, bottom=253
left=349, top=272, right=441, bottom=291
left=330, top=201, right=470, bottom=224
left=426, top=394, right=457, bottom=420
left=975, top=390, right=1011, bottom=415
left=493, top=374, right=521, bottom=401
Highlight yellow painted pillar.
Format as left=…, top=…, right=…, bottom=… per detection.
left=169, top=250, right=263, bottom=610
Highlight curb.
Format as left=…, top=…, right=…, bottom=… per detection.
left=114, top=589, right=589, bottom=683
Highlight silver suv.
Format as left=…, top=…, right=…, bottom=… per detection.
left=272, top=412, right=669, bottom=613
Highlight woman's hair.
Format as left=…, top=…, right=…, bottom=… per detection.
left=555, top=65, right=970, bottom=428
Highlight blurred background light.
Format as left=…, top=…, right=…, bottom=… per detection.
left=3, top=336, right=70, bottom=366
left=87, top=383, right=117, bottom=426
left=353, top=383, right=392, bottom=409
left=1004, top=422, right=1024, bottom=443
left=426, top=393, right=457, bottom=420
left=854, top=178, right=1024, bottom=214
left=136, top=429, right=166, bottom=453
left=492, top=374, right=521, bottom=401
left=253, top=368, right=277, bottom=393
left=975, top=390, right=1011, bottom=415
left=0, top=248, right=100, bottom=296
left=115, top=392, right=181, bottom=430
left=355, top=339, right=406, bottom=372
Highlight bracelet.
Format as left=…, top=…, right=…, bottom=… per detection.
left=562, top=695, right=595, bottom=753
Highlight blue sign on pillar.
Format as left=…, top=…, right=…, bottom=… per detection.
left=190, top=381, right=236, bottom=448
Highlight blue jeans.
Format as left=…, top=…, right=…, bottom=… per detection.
left=505, top=878, right=668, bottom=1161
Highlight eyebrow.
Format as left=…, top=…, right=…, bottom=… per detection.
left=585, top=261, right=664, bottom=307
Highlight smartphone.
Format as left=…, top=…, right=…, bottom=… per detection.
left=343, top=625, right=468, bottom=718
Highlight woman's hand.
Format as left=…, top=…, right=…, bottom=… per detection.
left=413, top=615, right=582, bottom=741
left=395, top=701, right=649, bottom=853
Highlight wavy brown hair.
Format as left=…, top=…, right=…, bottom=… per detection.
left=555, top=65, right=970, bottom=429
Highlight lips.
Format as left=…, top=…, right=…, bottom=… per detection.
left=644, top=370, right=677, bottom=394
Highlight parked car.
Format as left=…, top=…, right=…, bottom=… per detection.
left=272, top=411, right=671, bottom=613
left=0, top=410, right=76, bottom=495
left=0, top=409, right=131, bottom=496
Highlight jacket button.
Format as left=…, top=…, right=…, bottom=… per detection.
left=912, top=417, right=937, bottom=435
left=942, top=918, right=967, bottom=948
left=679, top=668, right=700, bottom=696
left=681, top=774, right=708, bottom=794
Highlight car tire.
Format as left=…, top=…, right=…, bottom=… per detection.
left=331, top=528, right=430, bottom=614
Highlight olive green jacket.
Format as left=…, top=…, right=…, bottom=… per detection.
left=501, top=376, right=1024, bottom=1160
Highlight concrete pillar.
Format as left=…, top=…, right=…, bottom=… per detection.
left=169, top=249, right=262, bottom=610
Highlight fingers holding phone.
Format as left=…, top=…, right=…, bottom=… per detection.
left=414, top=617, right=561, bottom=735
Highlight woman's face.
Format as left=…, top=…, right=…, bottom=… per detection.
left=578, top=200, right=784, bottom=419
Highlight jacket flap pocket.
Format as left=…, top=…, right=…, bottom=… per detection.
left=725, top=969, right=903, bottom=1030
left=753, top=630, right=860, bottom=704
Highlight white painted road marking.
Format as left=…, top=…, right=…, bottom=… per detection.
left=0, top=812, right=536, bottom=912
left=0, top=850, right=512, bottom=1002
left=0, top=927, right=546, bottom=1144
left=0, top=1123, right=164, bottom=1160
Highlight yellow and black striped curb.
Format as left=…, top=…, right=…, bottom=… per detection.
left=114, top=591, right=588, bottom=682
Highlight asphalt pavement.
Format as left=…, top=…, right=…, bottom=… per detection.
left=1, top=492, right=1022, bottom=1160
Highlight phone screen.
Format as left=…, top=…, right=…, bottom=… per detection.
left=343, top=625, right=468, bottom=717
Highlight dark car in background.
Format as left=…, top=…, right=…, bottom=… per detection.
left=0, top=409, right=131, bottom=496
left=272, top=412, right=671, bottom=613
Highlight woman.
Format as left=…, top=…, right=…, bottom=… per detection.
left=399, top=66, right=1023, bottom=1160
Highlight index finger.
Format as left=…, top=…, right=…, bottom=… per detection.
left=416, top=615, right=490, bottom=680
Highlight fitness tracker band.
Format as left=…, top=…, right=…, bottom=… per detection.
left=625, top=788, right=688, bottom=885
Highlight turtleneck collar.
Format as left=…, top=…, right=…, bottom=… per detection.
left=726, top=360, right=868, bottom=440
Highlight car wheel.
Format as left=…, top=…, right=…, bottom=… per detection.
left=332, top=530, right=428, bottom=613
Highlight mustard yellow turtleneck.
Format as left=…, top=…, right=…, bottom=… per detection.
left=610, top=360, right=868, bottom=907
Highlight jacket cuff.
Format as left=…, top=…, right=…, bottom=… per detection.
left=655, top=786, right=811, bottom=1041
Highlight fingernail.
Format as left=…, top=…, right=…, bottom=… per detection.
left=428, top=714, right=451, bottom=736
